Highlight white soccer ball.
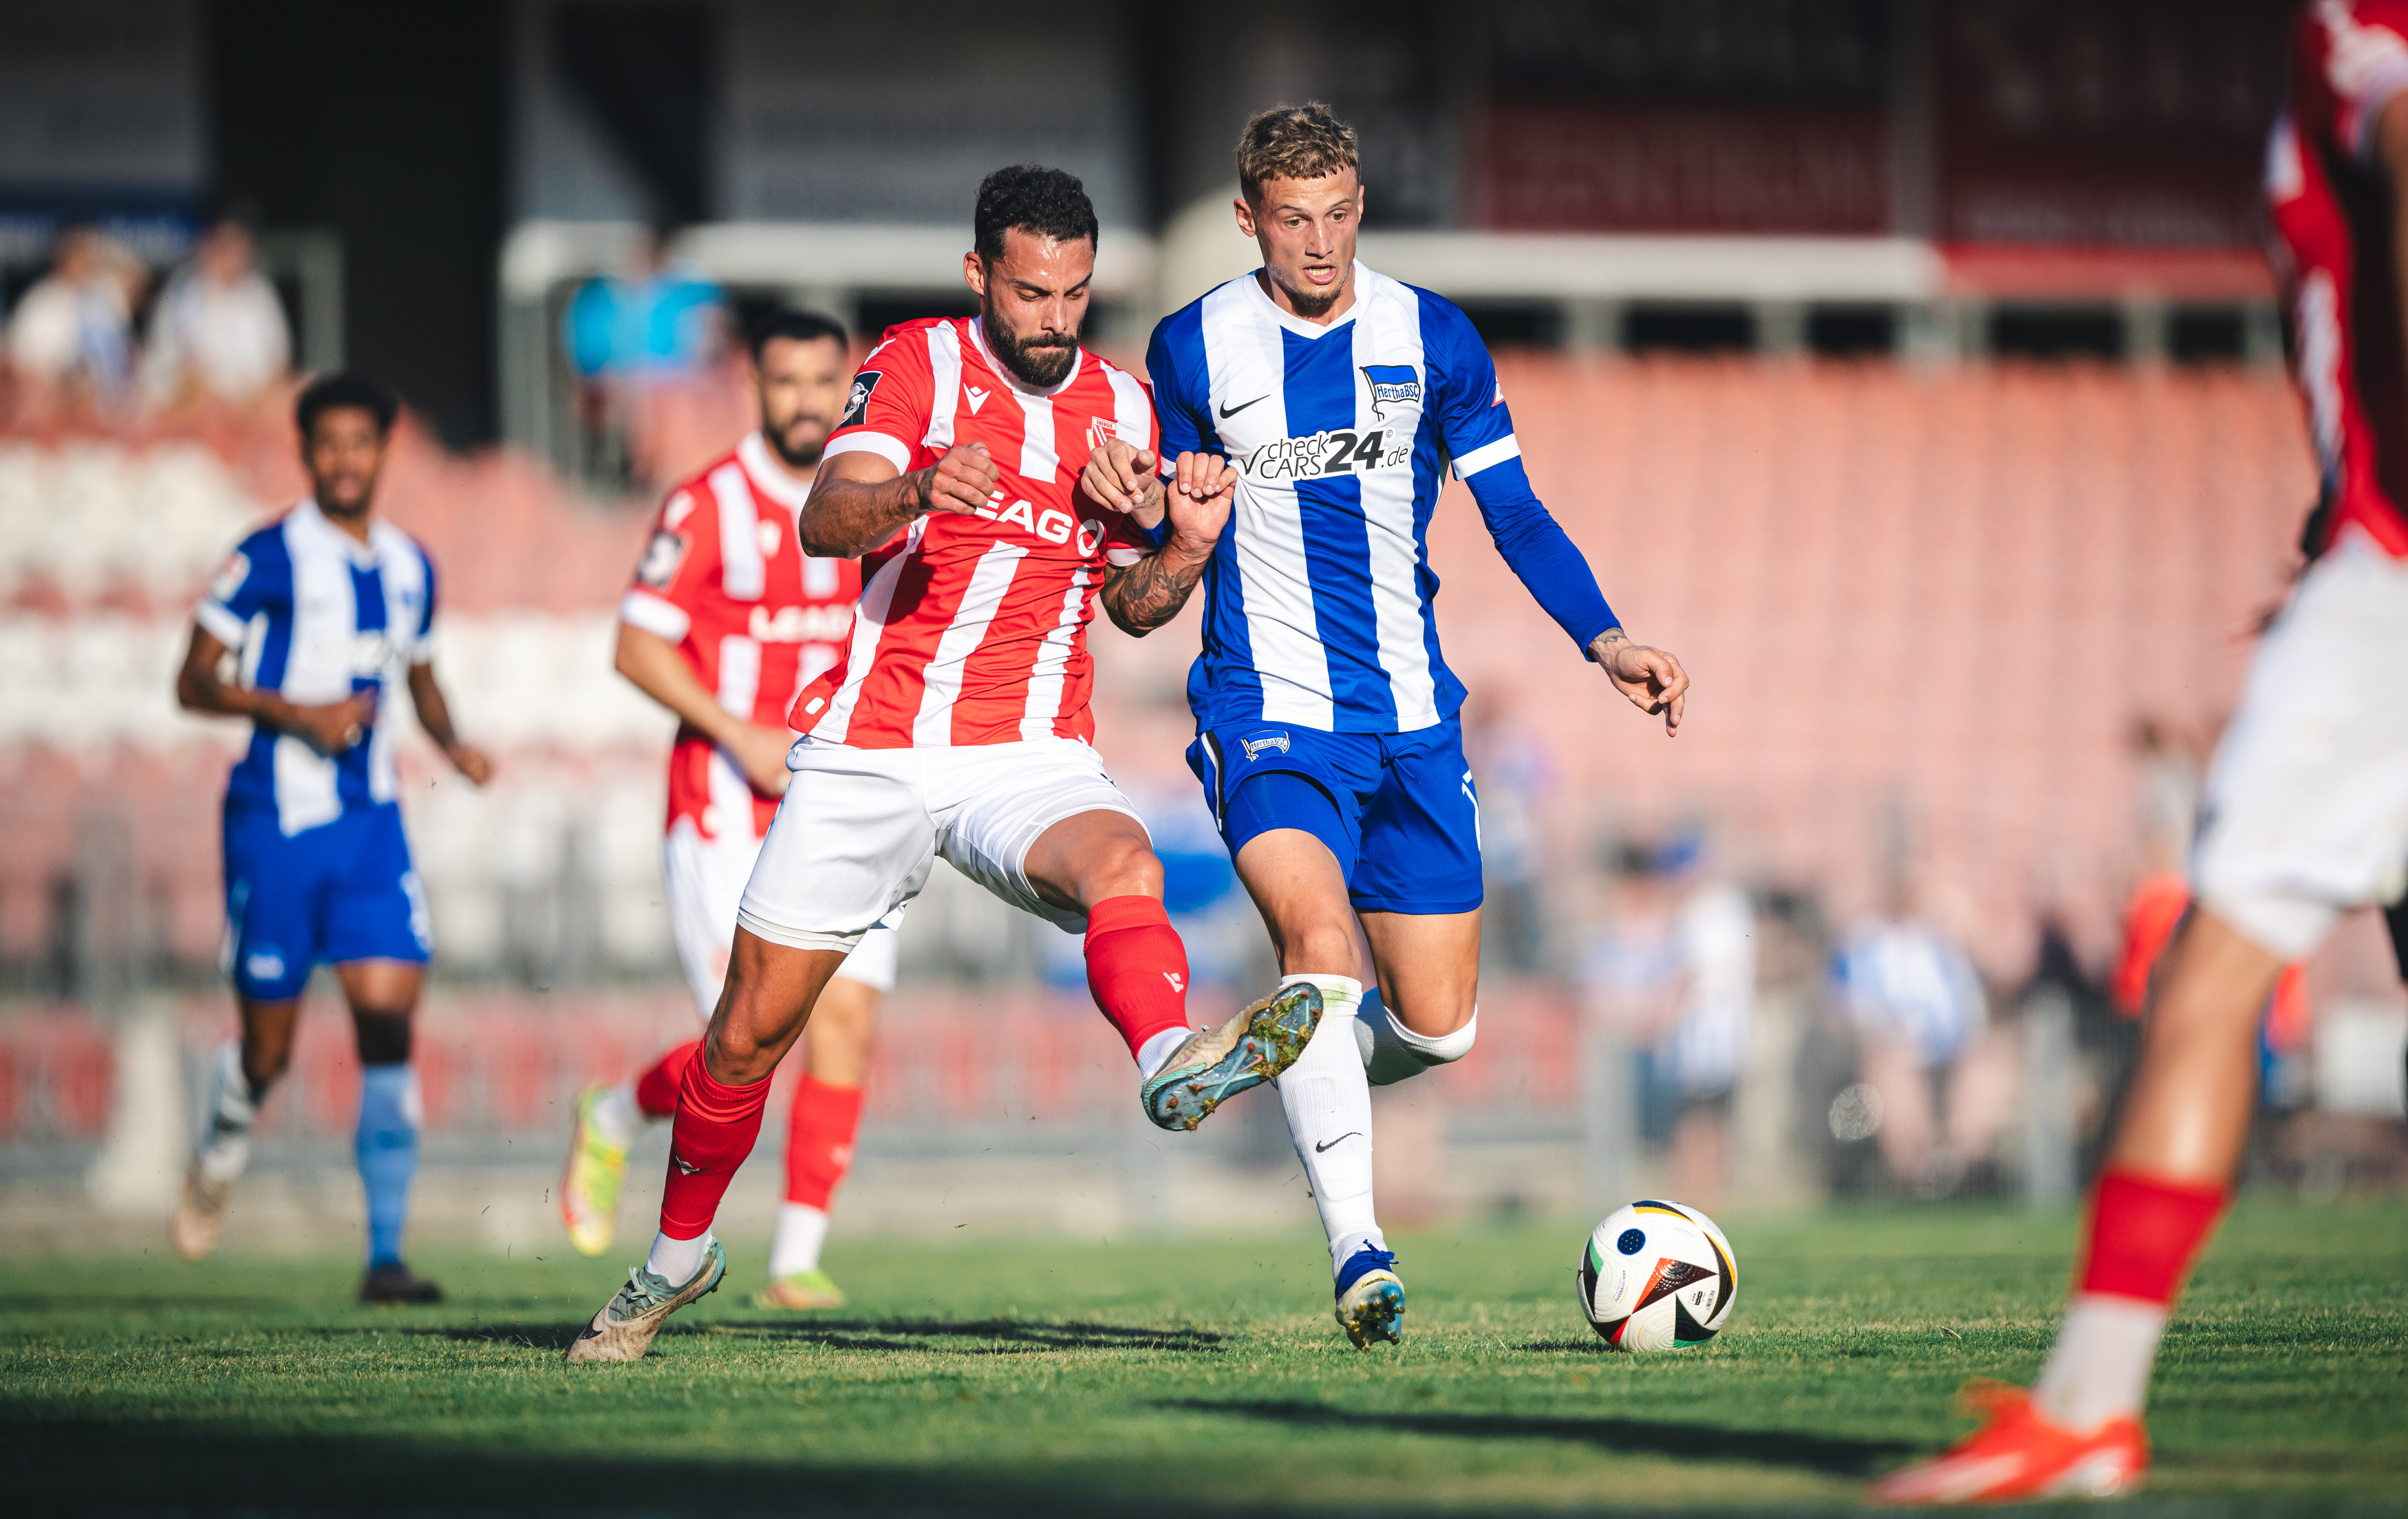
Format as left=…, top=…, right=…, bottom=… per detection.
left=1576, top=1198, right=1738, bottom=1351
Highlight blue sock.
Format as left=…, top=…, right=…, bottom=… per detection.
left=355, top=1064, right=420, bottom=1269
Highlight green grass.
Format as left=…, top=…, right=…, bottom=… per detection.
left=2, top=1201, right=2404, bottom=1515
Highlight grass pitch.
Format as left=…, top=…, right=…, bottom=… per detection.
left=1, top=1200, right=2402, bottom=1515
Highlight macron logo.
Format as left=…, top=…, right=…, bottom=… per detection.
left=965, top=385, right=991, bottom=413
left=1163, top=972, right=1185, bottom=993
left=671, top=1154, right=702, bottom=1176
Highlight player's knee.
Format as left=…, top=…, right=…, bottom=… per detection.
left=1358, top=992, right=1476, bottom=1086
left=352, top=1009, right=413, bottom=1066
left=1079, top=834, right=1162, bottom=905
left=1278, top=916, right=1359, bottom=980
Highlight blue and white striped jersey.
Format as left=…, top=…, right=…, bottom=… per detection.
left=1149, top=262, right=1617, bottom=735
left=195, top=499, right=437, bottom=836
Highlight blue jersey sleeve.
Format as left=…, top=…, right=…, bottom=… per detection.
left=1420, top=293, right=1620, bottom=656
left=1145, top=306, right=1217, bottom=463
left=195, top=523, right=292, bottom=648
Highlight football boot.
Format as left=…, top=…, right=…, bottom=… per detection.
left=753, top=1269, right=847, bottom=1311
left=170, top=1162, right=232, bottom=1263
left=1141, top=983, right=1323, bottom=1131
left=1335, top=1245, right=1405, bottom=1349
left=559, top=1084, right=628, bottom=1258
left=358, top=1261, right=444, bottom=1305
left=1871, top=1379, right=2148, bottom=1505
left=565, top=1240, right=727, bottom=1364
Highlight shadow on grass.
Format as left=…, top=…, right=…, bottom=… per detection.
left=0, top=1417, right=1158, bottom=1516
left=1159, top=1398, right=1915, bottom=1476
left=292, top=1316, right=1228, bottom=1355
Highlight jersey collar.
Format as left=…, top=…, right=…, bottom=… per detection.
left=736, top=431, right=814, bottom=512
left=294, top=496, right=389, bottom=567
left=965, top=316, right=1086, bottom=399
left=1243, top=259, right=1366, bottom=342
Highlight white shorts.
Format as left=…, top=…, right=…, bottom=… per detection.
left=664, top=817, right=900, bottom=1022
left=736, top=735, right=1142, bottom=949
left=2191, top=531, right=2408, bottom=960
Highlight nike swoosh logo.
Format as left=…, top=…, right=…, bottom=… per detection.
left=1314, top=1132, right=1362, bottom=1153
left=1219, top=395, right=1267, bottom=419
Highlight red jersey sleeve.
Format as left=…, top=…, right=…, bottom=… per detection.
left=620, top=478, right=722, bottom=645
left=822, top=321, right=941, bottom=476
left=2299, top=1, right=2408, bottom=162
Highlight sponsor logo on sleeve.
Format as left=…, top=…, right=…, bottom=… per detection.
left=1361, top=364, right=1421, bottom=418
left=841, top=369, right=883, bottom=429
left=636, top=529, right=689, bottom=589
left=209, top=550, right=251, bottom=603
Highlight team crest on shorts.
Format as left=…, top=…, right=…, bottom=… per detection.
left=1361, top=364, right=1421, bottom=418
left=1240, top=732, right=1291, bottom=761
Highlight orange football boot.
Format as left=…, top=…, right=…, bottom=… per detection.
left=1871, top=1380, right=2148, bottom=1506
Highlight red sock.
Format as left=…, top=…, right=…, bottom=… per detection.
left=633, top=1040, right=699, bottom=1120
left=1084, top=894, right=1192, bottom=1062
left=2076, top=1167, right=2233, bottom=1304
left=784, top=1075, right=866, bottom=1209
left=657, top=1053, right=773, bottom=1240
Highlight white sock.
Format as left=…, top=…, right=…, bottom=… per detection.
left=1136, top=1026, right=1192, bottom=1081
left=768, top=1203, right=831, bottom=1279
left=1273, top=974, right=1379, bottom=1280
left=196, top=1039, right=259, bottom=1185
left=588, top=1080, right=645, bottom=1149
left=1355, top=995, right=1478, bottom=1086
left=644, top=1229, right=714, bottom=1285
left=2032, top=1294, right=2171, bottom=1433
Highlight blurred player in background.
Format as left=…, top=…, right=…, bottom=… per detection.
left=564, top=166, right=1320, bottom=1363
left=1875, top=3, right=2408, bottom=1501
left=559, top=310, right=897, bottom=1311
left=1084, top=104, right=1690, bottom=1349
left=170, top=371, right=493, bottom=1302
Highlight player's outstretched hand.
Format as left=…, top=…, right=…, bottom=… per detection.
left=726, top=720, right=796, bottom=797
left=921, top=441, right=1000, bottom=517
left=444, top=740, right=495, bottom=787
left=1591, top=633, right=1689, bottom=736
left=287, top=691, right=378, bottom=755
left=1163, top=451, right=1236, bottom=555
left=1079, top=437, right=1161, bottom=522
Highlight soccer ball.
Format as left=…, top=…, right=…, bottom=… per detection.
left=1576, top=1198, right=1737, bottom=1351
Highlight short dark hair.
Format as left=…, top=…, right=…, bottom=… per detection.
left=295, top=370, right=400, bottom=439
left=973, top=165, right=1099, bottom=263
left=748, top=308, right=849, bottom=367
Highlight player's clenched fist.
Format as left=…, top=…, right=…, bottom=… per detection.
left=1163, top=451, right=1237, bottom=556
left=916, top=440, right=1000, bottom=516
left=1079, top=436, right=1158, bottom=519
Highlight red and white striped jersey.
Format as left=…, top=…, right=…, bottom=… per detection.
left=2270, top=0, right=2408, bottom=559
left=793, top=316, right=1160, bottom=747
left=621, top=432, right=863, bottom=839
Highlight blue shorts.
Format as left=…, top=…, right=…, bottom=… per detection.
left=1187, top=714, right=1483, bottom=915
left=222, top=802, right=430, bottom=1001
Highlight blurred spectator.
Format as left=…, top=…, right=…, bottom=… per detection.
left=141, top=218, right=290, bottom=410
left=8, top=225, right=144, bottom=415
left=1831, top=883, right=2012, bottom=1196
left=562, top=230, right=729, bottom=491
left=1465, top=690, right=1558, bottom=971
left=1580, top=834, right=1755, bottom=1209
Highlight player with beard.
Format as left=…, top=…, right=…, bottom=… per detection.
left=564, top=166, right=1320, bottom=1362
left=559, top=310, right=904, bottom=1311
left=1084, top=105, right=1689, bottom=1348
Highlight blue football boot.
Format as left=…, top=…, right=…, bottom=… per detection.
left=1335, top=1246, right=1404, bottom=1348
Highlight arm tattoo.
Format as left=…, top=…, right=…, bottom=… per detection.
left=1101, top=549, right=1209, bottom=637
left=1588, top=626, right=1630, bottom=662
